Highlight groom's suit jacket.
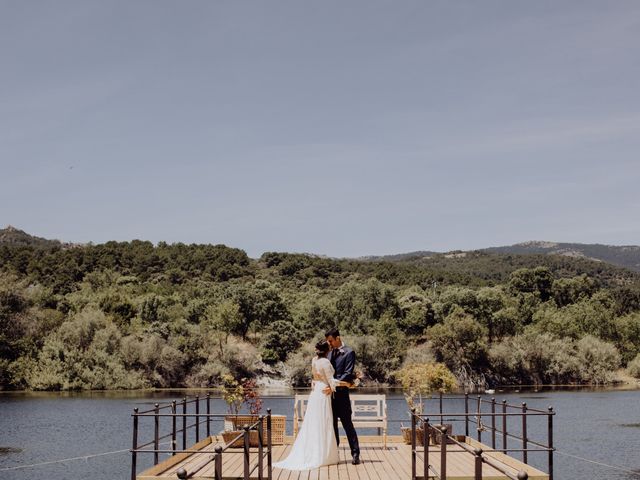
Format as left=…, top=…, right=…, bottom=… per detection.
left=328, top=344, right=356, bottom=384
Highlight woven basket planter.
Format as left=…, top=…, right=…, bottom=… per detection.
left=400, top=426, right=425, bottom=445
left=224, top=414, right=286, bottom=445
left=221, top=429, right=260, bottom=448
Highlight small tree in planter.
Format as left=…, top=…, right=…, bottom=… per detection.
left=226, top=378, right=263, bottom=430
left=220, top=375, right=248, bottom=446
left=397, top=362, right=457, bottom=444
left=219, top=375, right=286, bottom=445
left=220, top=374, right=244, bottom=415
left=220, top=376, right=265, bottom=447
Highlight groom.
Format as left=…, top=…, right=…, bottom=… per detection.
left=323, top=327, right=361, bottom=465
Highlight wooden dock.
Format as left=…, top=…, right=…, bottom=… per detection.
left=137, top=435, right=548, bottom=480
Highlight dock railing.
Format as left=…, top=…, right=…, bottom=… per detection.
left=410, top=393, right=555, bottom=480
left=130, top=394, right=273, bottom=480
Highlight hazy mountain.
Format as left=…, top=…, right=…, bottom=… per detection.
left=0, top=225, right=62, bottom=247
left=3, top=227, right=639, bottom=274
left=357, top=250, right=441, bottom=262
left=483, top=241, right=640, bottom=272
left=361, top=240, right=640, bottom=273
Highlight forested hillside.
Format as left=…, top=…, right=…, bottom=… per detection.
left=2, top=232, right=640, bottom=391
left=365, top=240, right=640, bottom=272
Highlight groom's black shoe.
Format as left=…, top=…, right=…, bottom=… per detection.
left=351, top=455, right=360, bottom=465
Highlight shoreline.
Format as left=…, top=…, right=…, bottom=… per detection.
left=2, top=381, right=639, bottom=396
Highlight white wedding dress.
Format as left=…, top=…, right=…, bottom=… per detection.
left=274, top=357, right=340, bottom=470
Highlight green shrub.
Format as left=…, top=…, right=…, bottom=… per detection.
left=614, top=312, right=640, bottom=363
left=427, top=307, right=488, bottom=371
left=260, top=320, right=301, bottom=363
left=283, top=343, right=314, bottom=387
left=489, top=332, right=620, bottom=385
left=574, top=335, right=620, bottom=384
left=185, top=357, right=230, bottom=388
left=402, top=342, right=435, bottom=366
left=626, top=354, right=640, bottom=378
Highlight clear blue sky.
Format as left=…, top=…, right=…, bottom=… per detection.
left=1, top=1, right=639, bottom=258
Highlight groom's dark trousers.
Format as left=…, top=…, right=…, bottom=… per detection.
left=332, top=387, right=360, bottom=457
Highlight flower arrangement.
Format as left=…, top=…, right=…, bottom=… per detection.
left=350, top=370, right=364, bottom=388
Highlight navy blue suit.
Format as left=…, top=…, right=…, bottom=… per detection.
left=329, top=345, right=360, bottom=457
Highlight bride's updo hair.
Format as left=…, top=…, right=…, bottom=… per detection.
left=315, top=340, right=330, bottom=358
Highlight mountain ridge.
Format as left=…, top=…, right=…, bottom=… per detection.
left=2, top=226, right=639, bottom=272
left=359, top=241, right=640, bottom=272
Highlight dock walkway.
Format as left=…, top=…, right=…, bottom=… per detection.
left=130, top=394, right=554, bottom=480
left=137, top=435, right=548, bottom=480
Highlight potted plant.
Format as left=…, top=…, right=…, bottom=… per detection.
left=220, top=375, right=258, bottom=447
left=226, top=378, right=263, bottom=431
left=397, top=362, right=457, bottom=445
left=220, top=376, right=286, bottom=446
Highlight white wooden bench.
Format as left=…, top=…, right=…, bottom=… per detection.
left=293, top=394, right=388, bottom=448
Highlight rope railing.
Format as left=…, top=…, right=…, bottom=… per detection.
left=130, top=394, right=273, bottom=480
left=410, top=393, right=555, bottom=480
left=412, top=416, right=530, bottom=480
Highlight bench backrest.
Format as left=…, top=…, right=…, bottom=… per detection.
left=294, top=394, right=387, bottom=422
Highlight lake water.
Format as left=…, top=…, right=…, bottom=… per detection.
left=1, top=388, right=639, bottom=480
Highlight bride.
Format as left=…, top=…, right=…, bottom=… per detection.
left=273, top=340, right=340, bottom=470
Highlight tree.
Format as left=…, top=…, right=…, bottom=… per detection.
left=575, top=335, right=620, bottom=384
left=335, top=279, right=400, bottom=335
left=231, top=283, right=291, bottom=339
left=613, top=312, right=640, bottom=364
left=204, top=301, right=243, bottom=355
left=427, top=307, right=488, bottom=372
left=295, top=300, right=337, bottom=339
left=552, top=275, right=597, bottom=307
left=508, top=267, right=553, bottom=302
left=475, top=287, right=507, bottom=343
left=398, top=289, right=435, bottom=336
left=260, top=320, right=301, bottom=363
left=397, top=362, right=457, bottom=413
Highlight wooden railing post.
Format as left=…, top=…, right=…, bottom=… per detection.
left=491, top=397, right=496, bottom=449
left=411, top=408, right=417, bottom=480
left=548, top=406, right=554, bottom=480
left=171, top=400, right=177, bottom=455
left=182, top=397, right=187, bottom=450
left=258, top=415, right=264, bottom=480
left=522, top=402, right=528, bottom=464
left=440, top=425, right=447, bottom=480
left=423, top=417, right=430, bottom=480
left=465, top=392, right=469, bottom=437
left=243, top=425, right=251, bottom=480
left=206, top=393, right=211, bottom=437
left=153, top=403, right=160, bottom=465
left=477, top=396, right=482, bottom=443
left=215, top=446, right=223, bottom=480
left=502, top=400, right=507, bottom=453
left=131, top=408, right=138, bottom=480
left=474, top=448, right=483, bottom=480
left=267, top=409, right=273, bottom=480
left=195, top=394, right=200, bottom=443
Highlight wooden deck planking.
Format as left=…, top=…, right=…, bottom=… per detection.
left=375, top=445, right=410, bottom=480
left=137, top=436, right=548, bottom=480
